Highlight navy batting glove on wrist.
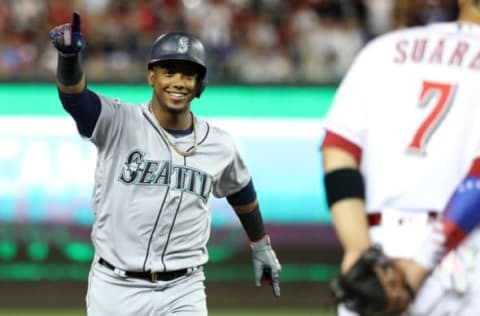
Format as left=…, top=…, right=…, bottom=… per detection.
left=251, top=235, right=281, bottom=297
left=49, top=11, right=85, bottom=55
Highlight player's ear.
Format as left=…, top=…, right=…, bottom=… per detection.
left=147, top=69, right=154, bottom=86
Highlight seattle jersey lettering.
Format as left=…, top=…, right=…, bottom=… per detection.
left=119, top=150, right=213, bottom=199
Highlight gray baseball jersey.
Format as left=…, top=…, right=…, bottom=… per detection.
left=89, top=93, right=251, bottom=272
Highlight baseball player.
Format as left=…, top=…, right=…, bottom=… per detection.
left=49, top=12, right=281, bottom=316
left=321, top=0, right=480, bottom=315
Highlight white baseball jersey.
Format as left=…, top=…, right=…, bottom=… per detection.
left=88, top=94, right=251, bottom=272
left=324, top=22, right=480, bottom=214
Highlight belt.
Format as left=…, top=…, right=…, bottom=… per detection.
left=367, top=211, right=439, bottom=227
left=98, top=258, right=189, bottom=282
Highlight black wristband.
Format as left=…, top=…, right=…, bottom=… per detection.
left=57, top=53, right=83, bottom=86
left=324, top=168, right=365, bottom=208
left=237, top=205, right=266, bottom=242
left=227, top=180, right=257, bottom=205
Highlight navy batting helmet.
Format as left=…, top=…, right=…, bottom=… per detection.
left=148, top=32, right=207, bottom=98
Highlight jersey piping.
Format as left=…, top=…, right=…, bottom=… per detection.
left=142, top=112, right=174, bottom=271
left=159, top=123, right=210, bottom=270
left=187, top=122, right=210, bottom=152
left=160, top=183, right=185, bottom=271
left=142, top=188, right=171, bottom=271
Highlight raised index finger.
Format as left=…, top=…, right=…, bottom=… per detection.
left=72, top=11, right=81, bottom=33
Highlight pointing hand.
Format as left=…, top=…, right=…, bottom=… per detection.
left=49, top=11, right=85, bottom=55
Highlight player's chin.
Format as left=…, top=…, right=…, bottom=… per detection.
left=166, top=96, right=194, bottom=112
left=164, top=101, right=190, bottom=114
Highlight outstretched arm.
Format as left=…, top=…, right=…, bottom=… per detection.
left=50, top=11, right=86, bottom=92
left=49, top=12, right=100, bottom=138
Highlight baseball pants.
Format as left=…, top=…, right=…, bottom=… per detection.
left=86, top=259, right=207, bottom=316
left=408, top=228, right=480, bottom=316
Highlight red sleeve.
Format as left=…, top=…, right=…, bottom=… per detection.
left=468, top=158, right=480, bottom=176
left=321, top=130, right=362, bottom=164
left=443, top=219, right=468, bottom=253
left=442, top=157, right=480, bottom=253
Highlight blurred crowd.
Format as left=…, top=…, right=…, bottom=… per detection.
left=0, top=0, right=457, bottom=84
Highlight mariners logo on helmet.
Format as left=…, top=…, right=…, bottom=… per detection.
left=177, top=36, right=189, bottom=54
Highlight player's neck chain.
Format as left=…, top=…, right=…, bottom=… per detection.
left=148, top=103, right=198, bottom=157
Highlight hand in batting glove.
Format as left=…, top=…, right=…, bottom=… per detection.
left=49, top=11, right=85, bottom=55
left=330, top=245, right=413, bottom=316
left=250, top=235, right=281, bottom=297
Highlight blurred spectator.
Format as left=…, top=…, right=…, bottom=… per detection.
left=395, top=0, right=456, bottom=28
left=0, top=0, right=458, bottom=84
left=228, top=13, right=293, bottom=82
left=364, top=0, right=395, bottom=36
left=184, top=0, right=234, bottom=80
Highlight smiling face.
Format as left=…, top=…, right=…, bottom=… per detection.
left=148, top=60, right=202, bottom=114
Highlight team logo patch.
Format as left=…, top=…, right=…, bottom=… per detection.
left=177, top=36, right=189, bottom=54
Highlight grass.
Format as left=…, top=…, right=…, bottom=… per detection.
left=0, top=309, right=335, bottom=316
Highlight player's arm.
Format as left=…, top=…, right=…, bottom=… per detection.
left=50, top=11, right=86, bottom=93
left=399, top=158, right=480, bottom=292
left=441, top=158, right=480, bottom=253
left=228, top=180, right=265, bottom=241
left=227, top=180, right=281, bottom=297
left=49, top=11, right=101, bottom=138
left=321, top=131, right=370, bottom=272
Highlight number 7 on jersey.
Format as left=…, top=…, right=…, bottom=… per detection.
left=407, top=80, right=456, bottom=154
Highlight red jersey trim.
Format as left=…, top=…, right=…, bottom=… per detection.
left=443, top=219, right=467, bottom=253
left=322, top=131, right=362, bottom=164
left=468, top=158, right=480, bottom=177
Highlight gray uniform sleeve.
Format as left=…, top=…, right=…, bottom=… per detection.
left=89, top=94, right=129, bottom=151
left=212, top=140, right=252, bottom=198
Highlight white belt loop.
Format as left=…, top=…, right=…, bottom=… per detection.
left=187, top=266, right=199, bottom=274
left=377, top=208, right=435, bottom=227
left=113, top=267, right=127, bottom=277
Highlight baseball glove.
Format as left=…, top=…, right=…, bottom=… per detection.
left=330, top=245, right=413, bottom=316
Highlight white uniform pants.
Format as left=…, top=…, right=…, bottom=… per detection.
left=86, top=260, right=207, bottom=316
left=408, top=228, right=480, bottom=316
left=337, top=211, right=480, bottom=316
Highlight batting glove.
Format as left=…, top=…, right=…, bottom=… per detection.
left=49, top=11, right=85, bottom=55
left=251, top=235, right=281, bottom=297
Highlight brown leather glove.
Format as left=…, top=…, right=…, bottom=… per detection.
left=330, top=245, right=414, bottom=316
